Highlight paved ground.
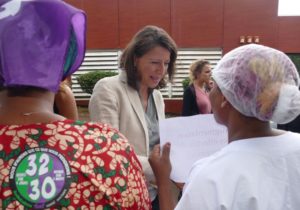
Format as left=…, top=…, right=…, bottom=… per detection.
left=78, top=106, right=90, bottom=121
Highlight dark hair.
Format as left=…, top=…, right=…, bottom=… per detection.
left=120, top=25, right=177, bottom=90
left=189, top=60, right=210, bottom=83
left=6, top=86, right=47, bottom=97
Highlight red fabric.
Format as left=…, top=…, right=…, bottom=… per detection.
left=0, top=120, right=151, bottom=209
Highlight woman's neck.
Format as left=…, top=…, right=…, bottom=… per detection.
left=139, top=82, right=150, bottom=98
left=138, top=85, right=150, bottom=111
left=194, top=80, right=206, bottom=90
left=0, top=91, right=64, bottom=125
left=1, top=93, right=53, bottom=111
left=226, top=113, right=283, bottom=143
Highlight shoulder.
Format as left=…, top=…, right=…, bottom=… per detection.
left=183, top=84, right=194, bottom=94
left=58, top=120, right=139, bottom=164
left=58, top=83, right=72, bottom=92
left=186, top=144, right=245, bottom=184
left=92, top=74, right=124, bottom=94
left=186, top=139, right=283, bottom=186
left=56, top=120, right=151, bottom=208
left=178, top=147, right=246, bottom=208
left=56, top=84, right=73, bottom=98
left=71, top=120, right=126, bottom=138
left=95, top=74, right=120, bottom=87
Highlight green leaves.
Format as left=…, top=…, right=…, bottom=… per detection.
left=77, top=71, right=118, bottom=94
left=287, top=54, right=300, bottom=75
left=182, top=77, right=190, bottom=91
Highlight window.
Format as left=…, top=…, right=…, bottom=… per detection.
left=278, top=0, right=300, bottom=16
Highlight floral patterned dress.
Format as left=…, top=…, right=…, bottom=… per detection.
left=0, top=120, right=151, bottom=210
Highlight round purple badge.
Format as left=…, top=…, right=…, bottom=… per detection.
left=9, top=148, right=71, bottom=209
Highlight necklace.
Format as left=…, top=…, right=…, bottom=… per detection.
left=22, top=111, right=52, bottom=116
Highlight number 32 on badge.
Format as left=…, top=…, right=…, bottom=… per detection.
left=10, top=148, right=71, bottom=209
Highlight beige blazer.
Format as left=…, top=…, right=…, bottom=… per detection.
left=89, top=71, right=165, bottom=181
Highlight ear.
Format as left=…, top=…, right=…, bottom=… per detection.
left=220, top=95, right=228, bottom=108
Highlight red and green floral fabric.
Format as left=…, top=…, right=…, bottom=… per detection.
left=0, top=120, right=151, bottom=209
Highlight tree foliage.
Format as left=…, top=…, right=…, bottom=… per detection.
left=287, top=54, right=300, bottom=74
left=77, top=71, right=118, bottom=94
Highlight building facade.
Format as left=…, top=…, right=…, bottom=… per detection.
left=65, top=0, right=300, bottom=53
left=66, top=0, right=300, bottom=114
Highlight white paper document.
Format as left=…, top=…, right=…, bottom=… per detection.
left=159, top=114, right=228, bottom=183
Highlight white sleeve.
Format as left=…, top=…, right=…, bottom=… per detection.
left=175, top=159, right=230, bottom=210
left=175, top=173, right=224, bottom=210
left=137, top=155, right=155, bottom=182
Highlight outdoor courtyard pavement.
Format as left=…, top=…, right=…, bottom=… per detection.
left=78, top=106, right=90, bottom=121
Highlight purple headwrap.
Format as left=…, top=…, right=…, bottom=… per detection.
left=0, top=0, right=86, bottom=92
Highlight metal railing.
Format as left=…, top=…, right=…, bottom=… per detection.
left=72, top=48, right=222, bottom=100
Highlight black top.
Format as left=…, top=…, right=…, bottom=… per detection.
left=182, top=84, right=200, bottom=116
left=277, top=115, right=300, bottom=133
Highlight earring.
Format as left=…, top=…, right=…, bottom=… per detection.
left=221, top=101, right=226, bottom=108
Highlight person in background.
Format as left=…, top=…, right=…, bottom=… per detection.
left=0, top=1, right=151, bottom=209
left=150, top=44, right=300, bottom=210
left=54, top=76, right=79, bottom=120
left=182, top=60, right=212, bottom=116
left=89, top=25, right=178, bottom=209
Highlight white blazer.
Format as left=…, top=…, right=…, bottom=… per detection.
left=89, top=70, right=165, bottom=181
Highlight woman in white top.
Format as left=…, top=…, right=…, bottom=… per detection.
left=149, top=44, right=300, bottom=210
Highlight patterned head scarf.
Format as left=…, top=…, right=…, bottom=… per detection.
left=213, top=44, right=300, bottom=124
left=0, top=0, right=86, bottom=92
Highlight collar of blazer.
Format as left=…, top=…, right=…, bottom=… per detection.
left=118, top=70, right=164, bottom=142
left=119, top=70, right=163, bottom=120
left=119, top=70, right=161, bottom=116
left=119, top=70, right=149, bottom=143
